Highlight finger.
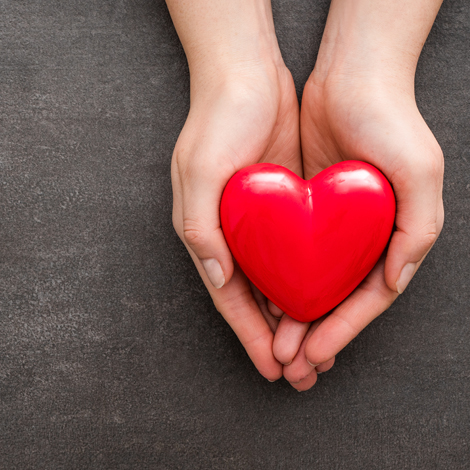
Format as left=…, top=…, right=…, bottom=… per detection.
left=185, top=242, right=282, bottom=380
left=273, top=315, right=311, bottom=365
left=316, top=357, right=335, bottom=374
left=176, top=153, right=235, bottom=291
left=211, top=266, right=283, bottom=381
left=384, top=148, right=444, bottom=294
left=290, top=369, right=318, bottom=392
left=266, top=299, right=284, bottom=318
left=250, top=282, right=280, bottom=334
left=305, top=256, right=397, bottom=366
left=174, top=171, right=282, bottom=381
left=283, top=318, right=323, bottom=384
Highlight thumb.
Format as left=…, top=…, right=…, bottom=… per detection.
left=180, top=166, right=235, bottom=290
left=384, top=152, right=444, bottom=294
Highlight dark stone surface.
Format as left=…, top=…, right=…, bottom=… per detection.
left=0, top=1, right=468, bottom=468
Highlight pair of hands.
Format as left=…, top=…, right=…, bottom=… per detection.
left=169, top=0, right=444, bottom=391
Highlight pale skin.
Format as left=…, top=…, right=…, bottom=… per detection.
left=167, top=0, right=444, bottom=390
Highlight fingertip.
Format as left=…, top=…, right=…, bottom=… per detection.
left=305, top=338, right=333, bottom=369
left=201, top=258, right=226, bottom=289
left=183, top=212, right=235, bottom=289
left=283, top=363, right=313, bottom=385
left=241, top=329, right=283, bottom=382
left=220, top=251, right=235, bottom=287
left=259, top=362, right=283, bottom=383
left=272, top=345, right=294, bottom=367
left=383, top=233, right=407, bottom=293
left=267, top=300, right=284, bottom=318
left=384, top=230, right=423, bottom=294
left=241, top=326, right=283, bottom=382
left=273, top=315, right=310, bottom=365
left=290, top=370, right=318, bottom=392
left=198, top=242, right=235, bottom=289
left=209, top=265, right=282, bottom=384
left=316, top=357, right=335, bottom=374
left=304, top=325, right=331, bottom=365
left=396, top=262, right=417, bottom=294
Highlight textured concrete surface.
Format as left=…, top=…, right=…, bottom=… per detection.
left=0, top=1, right=469, bottom=469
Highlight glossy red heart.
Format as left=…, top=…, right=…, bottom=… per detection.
left=220, top=161, right=396, bottom=322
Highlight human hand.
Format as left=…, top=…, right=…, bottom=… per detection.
left=171, top=60, right=302, bottom=380
left=166, top=0, right=308, bottom=380
left=278, top=0, right=444, bottom=391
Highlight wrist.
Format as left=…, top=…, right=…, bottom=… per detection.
left=189, top=59, right=287, bottom=109
left=311, top=0, right=440, bottom=99
left=178, top=1, right=284, bottom=87
left=313, top=39, right=416, bottom=101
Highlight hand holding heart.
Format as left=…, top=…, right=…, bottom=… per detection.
left=171, top=57, right=304, bottom=381
left=279, top=72, right=443, bottom=391
left=168, top=0, right=444, bottom=390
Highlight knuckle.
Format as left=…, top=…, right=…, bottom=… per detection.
left=172, top=145, right=194, bottom=183
left=182, top=216, right=217, bottom=250
left=335, top=314, right=361, bottom=339
left=213, top=288, right=253, bottom=314
left=243, top=330, right=271, bottom=349
left=416, top=222, right=440, bottom=252
left=422, top=230, right=439, bottom=250
left=173, top=140, right=237, bottom=185
left=424, top=146, right=444, bottom=179
left=183, top=226, right=207, bottom=248
left=179, top=160, right=195, bottom=186
left=359, top=276, right=396, bottom=309
left=183, top=214, right=222, bottom=251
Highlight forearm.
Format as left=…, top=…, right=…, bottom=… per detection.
left=165, top=0, right=283, bottom=87
left=314, top=0, right=443, bottom=94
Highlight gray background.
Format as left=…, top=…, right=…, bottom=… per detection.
left=0, top=1, right=469, bottom=469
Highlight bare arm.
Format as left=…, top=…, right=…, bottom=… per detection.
left=314, top=0, right=443, bottom=96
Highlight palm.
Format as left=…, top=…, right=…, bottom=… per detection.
left=300, top=78, right=437, bottom=181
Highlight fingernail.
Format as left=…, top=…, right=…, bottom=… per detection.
left=396, top=262, right=417, bottom=294
left=268, top=379, right=276, bottom=383
left=281, top=361, right=292, bottom=366
left=307, top=360, right=318, bottom=368
left=201, top=258, right=225, bottom=289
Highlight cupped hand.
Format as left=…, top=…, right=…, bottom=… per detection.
left=280, top=70, right=444, bottom=390
left=172, top=63, right=302, bottom=380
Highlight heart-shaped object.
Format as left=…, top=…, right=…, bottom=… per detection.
left=220, top=161, right=396, bottom=322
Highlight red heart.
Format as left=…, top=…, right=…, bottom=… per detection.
left=220, top=161, right=396, bottom=323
